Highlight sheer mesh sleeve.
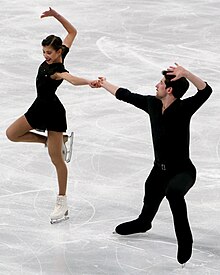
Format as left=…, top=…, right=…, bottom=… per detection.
left=62, top=45, right=69, bottom=60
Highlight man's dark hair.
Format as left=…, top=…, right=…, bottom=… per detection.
left=162, top=70, right=189, bottom=99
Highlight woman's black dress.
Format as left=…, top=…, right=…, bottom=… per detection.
left=25, top=45, right=69, bottom=132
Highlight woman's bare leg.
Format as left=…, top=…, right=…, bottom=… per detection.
left=47, top=131, right=68, bottom=195
left=6, top=115, right=47, bottom=144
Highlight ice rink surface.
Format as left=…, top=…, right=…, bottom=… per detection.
left=0, top=0, right=220, bottom=274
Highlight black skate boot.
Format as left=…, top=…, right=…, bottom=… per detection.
left=177, top=238, right=193, bottom=265
left=115, top=217, right=152, bottom=235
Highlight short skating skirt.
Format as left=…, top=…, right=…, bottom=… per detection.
left=25, top=95, right=67, bottom=132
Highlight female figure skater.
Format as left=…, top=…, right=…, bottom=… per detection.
left=6, top=7, right=98, bottom=223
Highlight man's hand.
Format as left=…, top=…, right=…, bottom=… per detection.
left=167, top=63, right=206, bottom=90
left=166, top=63, right=188, bottom=81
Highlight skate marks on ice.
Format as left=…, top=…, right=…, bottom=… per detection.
left=1, top=0, right=220, bottom=274
left=0, top=187, right=97, bottom=274
left=107, top=232, right=220, bottom=275
left=96, top=35, right=219, bottom=75
left=1, top=133, right=220, bottom=273
left=1, top=170, right=211, bottom=275
left=216, top=135, right=220, bottom=164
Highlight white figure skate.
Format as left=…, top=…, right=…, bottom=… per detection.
left=50, top=195, right=69, bottom=224
left=62, top=132, right=74, bottom=163
left=61, top=140, right=67, bottom=160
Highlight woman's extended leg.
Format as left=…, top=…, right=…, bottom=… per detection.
left=6, top=115, right=47, bottom=144
left=47, top=131, right=69, bottom=223
left=47, top=131, right=67, bottom=195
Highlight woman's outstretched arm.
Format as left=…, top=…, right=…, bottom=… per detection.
left=41, top=7, right=77, bottom=49
left=53, top=72, right=99, bottom=88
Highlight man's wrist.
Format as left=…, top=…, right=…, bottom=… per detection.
left=183, top=70, right=190, bottom=79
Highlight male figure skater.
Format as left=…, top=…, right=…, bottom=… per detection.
left=98, top=64, right=212, bottom=265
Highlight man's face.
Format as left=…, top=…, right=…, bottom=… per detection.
left=155, top=77, right=168, bottom=99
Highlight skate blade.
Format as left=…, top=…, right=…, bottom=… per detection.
left=50, top=215, right=69, bottom=224
left=66, top=132, right=74, bottom=163
left=50, top=211, right=69, bottom=224
left=62, top=143, right=67, bottom=160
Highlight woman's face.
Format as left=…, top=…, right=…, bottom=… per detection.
left=42, top=45, right=62, bottom=64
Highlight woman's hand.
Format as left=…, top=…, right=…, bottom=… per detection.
left=41, top=7, right=57, bottom=18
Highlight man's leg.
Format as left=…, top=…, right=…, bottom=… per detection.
left=166, top=165, right=196, bottom=264
left=115, top=166, right=166, bottom=235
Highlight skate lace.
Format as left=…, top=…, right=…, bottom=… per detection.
left=56, top=197, right=64, bottom=207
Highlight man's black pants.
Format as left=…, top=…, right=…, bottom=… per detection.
left=140, top=160, right=196, bottom=244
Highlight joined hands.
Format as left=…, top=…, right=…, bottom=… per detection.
left=90, top=77, right=106, bottom=88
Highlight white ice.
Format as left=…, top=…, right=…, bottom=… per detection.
left=0, top=0, right=220, bottom=274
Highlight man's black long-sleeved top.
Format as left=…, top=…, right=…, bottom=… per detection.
left=115, top=84, right=212, bottom=167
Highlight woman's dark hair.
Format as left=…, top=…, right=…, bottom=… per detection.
left=162, top=70, right=189, bottom=99
left=41, top=35, right=62, bottom=51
